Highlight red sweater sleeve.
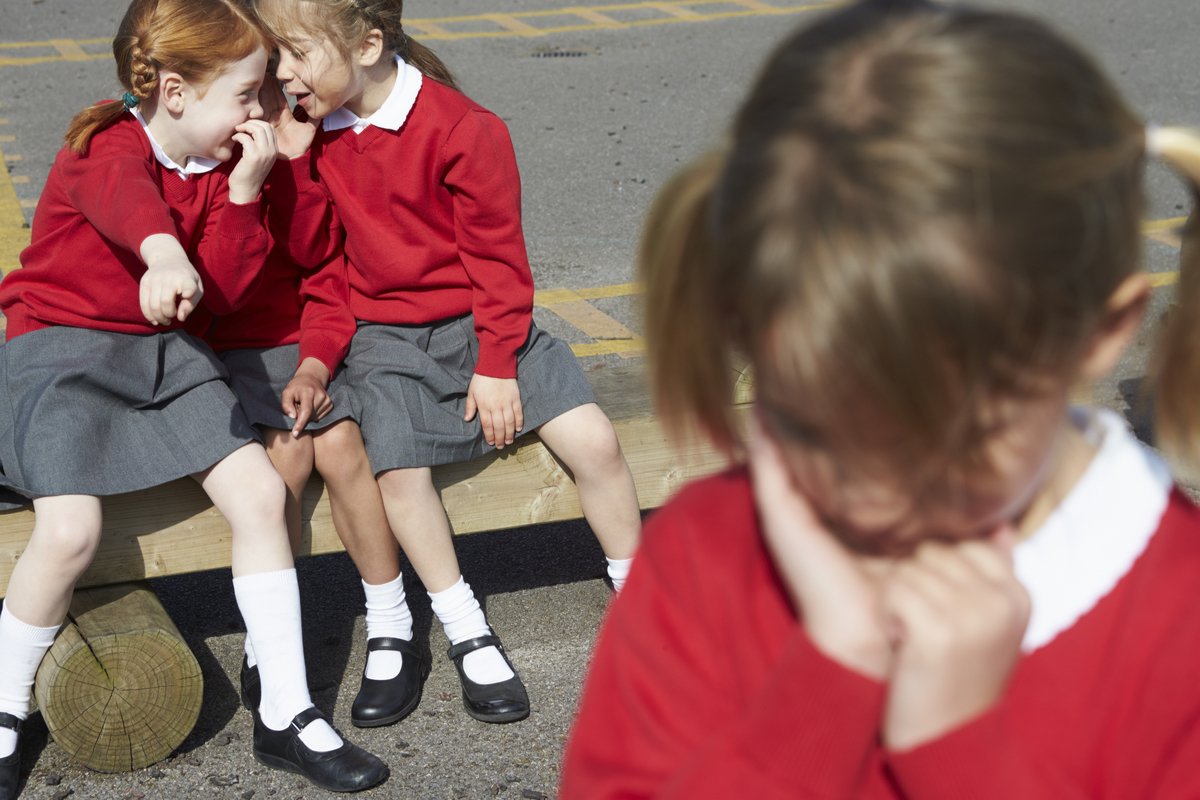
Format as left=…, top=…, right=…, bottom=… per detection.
left=297, top=247, right=355, bottom=374
left=189, top=163, right=270, bottom=316
left=560, top=476, right=886, bottom=799
left=886, top=707, right=1089, bottom=800
left=443, top=109, right=534, bottom=378
left=62, top=124, right=178, bottom=252
left=263, top=154, right=336, bottom=270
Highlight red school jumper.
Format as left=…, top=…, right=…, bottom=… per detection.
left=203, top=154, right=356, bottom=376
left=560, top=410, right=1200, bottom=799
left=0, top=113, right=268, bottom=338
left=312, top=77, right=534, bottom=379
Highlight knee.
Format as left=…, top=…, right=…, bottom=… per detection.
left=235, top=462, right=289, bottom=522
left=266, top=432, right=315, bottom=489
left=377, top=467, right=435, bottom=500
left=564, top=419, right=627, bottom=479
left=30, top=513, right=102, bottom=575
left=314, top=422, right=371, bottom=475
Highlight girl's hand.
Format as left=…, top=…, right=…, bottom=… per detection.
left=260, top=79, right=316, bottom=159
left=465, top=374, right=523, bottom=449
left=281, top=357, right=332, bottom=437
left=228, top=119, right=279, bottom=204
left=138, top=233, right=204, bottom=324
left=747, top=414, right=893, bottom=680
left=881, top=532, right=1030, bottom=750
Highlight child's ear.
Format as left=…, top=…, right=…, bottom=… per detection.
left=1078, top=273, right=1151, bottom=381
left=358, top=29, right=385, bottom=67
left=158, top=72, right=186, bottom=114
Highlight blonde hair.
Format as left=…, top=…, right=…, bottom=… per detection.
left=643, top=0, right=1200, bottom=484
left=252, top=0, right=458, bottom=90
left=64, top=0, right=268, bottom=154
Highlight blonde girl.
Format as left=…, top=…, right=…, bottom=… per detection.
left=249, top=0, right=642, bottom=726
left=562, top=0, right=1200, bottom=796
left=0, top=0, right=386, bottom=794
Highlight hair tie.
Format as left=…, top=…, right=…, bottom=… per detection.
left=121, top=91, right=140, bottom=110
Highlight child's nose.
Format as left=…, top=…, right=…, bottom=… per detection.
left=248, top=97, right=265, bottom=120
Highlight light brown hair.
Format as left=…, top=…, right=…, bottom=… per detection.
left=642, top=0, right=1200, bottom=483
left=64, top=0, right=269, bottom=154
left=252, top=0, right=458, bottom=90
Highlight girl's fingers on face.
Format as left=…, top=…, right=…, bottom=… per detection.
left=890, top=559, right=960, bottom=612
left=910, top=542, right=982, bottom=588
left=953, top=537, right=1019, bottom=586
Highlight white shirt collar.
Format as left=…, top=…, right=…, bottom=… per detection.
left=130, top=108, right=221, bottom=177
left=1014, top=407, right=1173, bottom=652
left=323, top=56, right=423, bottom=135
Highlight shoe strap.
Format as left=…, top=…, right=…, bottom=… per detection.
left=288, top=706, right=327, bottom=735
left=0, top=712, right=20, bottom=733
left=367, top=636, right=418, bottom=654
left=447, top=633, right=502, bottom=662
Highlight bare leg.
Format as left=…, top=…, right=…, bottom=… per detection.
left=537, top=403, right=641, bottom=561
left=313, top=421, right=402, bottom=584
left=195, top=443, right=292, bottom=576
left=261, top=428, right=314, bottom=555
left=0, top=496, right=102, bottom=758
left=4, top=495, right=103, bottom=625
left=376, top=467, right=460, bottom=593
left=376, top=468, right=517, bottom=690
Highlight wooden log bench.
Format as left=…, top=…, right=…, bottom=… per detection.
left=0, top=361, right=749, bottom=772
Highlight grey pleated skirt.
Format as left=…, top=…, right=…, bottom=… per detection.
left=219, top=343, right=358, bottom=433
left=0, top=326, right=259, bottom=509
left=343, top=315, right=595, bottom=473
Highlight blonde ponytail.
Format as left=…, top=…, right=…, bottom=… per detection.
left=1149, top=126, right=1200, bottom=479
left=641, top=150, right=742, bottom=454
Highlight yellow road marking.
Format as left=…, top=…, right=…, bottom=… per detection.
left=570, top=338, right=644, bottom=357
left=540, top=288, right=639, bottom=340
left=0, top=1, right=835, bottom=64
left=568, top=8, right=624, bottom=27
left=0, top=143, right=27, bottom=276
left=50, top=39, right=90, bottom=61
left=484, top=13, right=545, bottom=36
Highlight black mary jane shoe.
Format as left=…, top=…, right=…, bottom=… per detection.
left=447, top=631, right=530, bottom=724
left=240, top=656, right=261, bottom=712
left=0, top=712, right=22, bottom=800
left=253, top=707, right=389, bottom=793
left=350, top=637, right=431, bottom=728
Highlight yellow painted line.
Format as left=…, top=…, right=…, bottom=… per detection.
left=538, top=287, right=639, bottom=339
left=576, top=282, right=641, bottom=300
left=0, top=143, right=28, bottom=275
left=50, top=39, right=90, bottom=61
left=535, top=283, right=639, bottom=305
left=485, top=13, right=545, bottom=36
left=651, top=2, right=705, bottom=18
left=405, top=21, right=454, bottom=37
left=8, top=176, right=28, bottom=185
left=1148, top=271, right=1178, bottom=287
left=0, top=2, right=834, bottom=63
left=570, top=338, right=644, bottom=358
left=569, top=7, right=624, bottom=26
left=1143, top=216, right=1187, bottom=233
left=0, top=37, right=108, bottom=68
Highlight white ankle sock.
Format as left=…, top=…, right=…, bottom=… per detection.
left=606, top=556, right=634, bottom=593
left=243, top=635, right=256, bottom=669
left=0, top=606, right=59, bottom=758
left=233, top=569, right=341, bottom=752
left=428, top=577, right=514, bottom=685
left=362, top=575, right=413, bottom=680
